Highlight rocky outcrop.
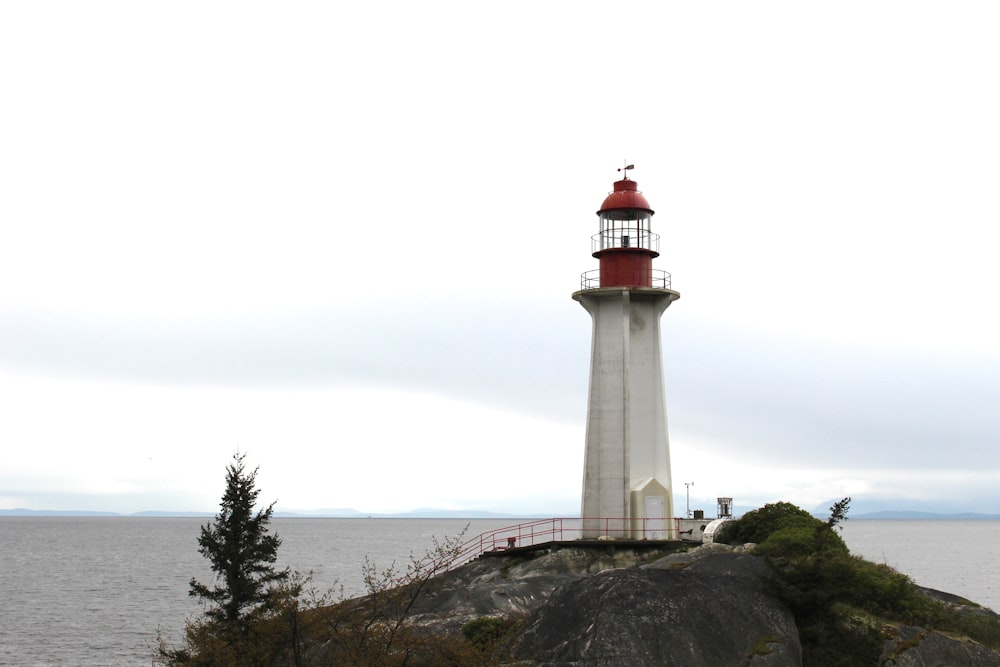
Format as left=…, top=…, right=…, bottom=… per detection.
left=406, top=542, right=679, bottom=635
left=509, top=553, right=800, bottom=666
left=880, top=625, right=1000, bottom=666
left=406, top=542, right=800, bottom=665
left=355, top=541, right=1000, bottom=666
left=876, top=588, right=1000, bottom=666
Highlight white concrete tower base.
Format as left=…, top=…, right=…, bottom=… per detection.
left=574, top=286, right=680, bottom=539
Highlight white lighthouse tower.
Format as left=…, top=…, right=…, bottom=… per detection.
left=574, top=167, right=680, bottom=540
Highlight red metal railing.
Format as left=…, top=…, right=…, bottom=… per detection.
left=579, top=269, right=672, bottom=290
left=575, top=516, right=683, bottom=541
left=402, top=518, right=564, bottom=582
left=409, top=517, right=685, bottom=580
left=459, top=518, right=569, bottom=556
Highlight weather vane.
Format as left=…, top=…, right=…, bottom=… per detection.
left=617, top=161, right=634, bottom=178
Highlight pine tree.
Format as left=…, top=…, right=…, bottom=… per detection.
left=189, top=452, right=290, bottom=634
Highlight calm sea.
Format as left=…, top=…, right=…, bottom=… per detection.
left=1, top=517, right=997, bottom=666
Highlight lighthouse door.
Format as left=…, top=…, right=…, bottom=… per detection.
left=644, top=496, right=665, bottom=540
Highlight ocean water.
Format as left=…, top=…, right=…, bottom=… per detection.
left=839, top=519, right=1000, bottom=607
left=1, top=517, right=997, bottom=666
left=0, top=517, right=513, bottom=667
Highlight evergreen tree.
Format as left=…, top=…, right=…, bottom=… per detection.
left=189, top=452, right=290, bottom=634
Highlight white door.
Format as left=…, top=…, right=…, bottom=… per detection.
left=644, top=496, right=665, bottom=539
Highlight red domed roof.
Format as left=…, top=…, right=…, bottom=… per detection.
left=598, top=179, right=653, bottom=214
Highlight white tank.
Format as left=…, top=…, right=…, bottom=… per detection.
left=702, top=518, right=732, bottom=544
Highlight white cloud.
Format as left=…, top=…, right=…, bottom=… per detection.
left=1, top=1, right=998, bottom=514
left=0, top=372, right=583, bottom=513
left=672, top=432, right=1000, bottom=515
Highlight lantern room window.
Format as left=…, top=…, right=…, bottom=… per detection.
left=596, top=210, right=655, bottom=252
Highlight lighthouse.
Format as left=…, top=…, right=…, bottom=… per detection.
left=574, top=167, right=680, bottom=540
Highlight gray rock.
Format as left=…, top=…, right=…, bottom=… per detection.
left=405, top=544, right=676, bottom=634
left=337, top=542, right=998, bottom=666
left=510, top=551, right=801, bottom=666
left=880, top=625, right=1000, bottom=666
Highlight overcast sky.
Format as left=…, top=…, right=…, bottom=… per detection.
left=2, top=2, right=998, bottom=516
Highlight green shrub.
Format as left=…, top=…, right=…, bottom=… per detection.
left=717, top=501, right=820, bottom=545
left=734, top=498, right=1000, bottom=663
left=754, top=523, right=847, bottom=560
left=462, top=616, right=507, bottom=647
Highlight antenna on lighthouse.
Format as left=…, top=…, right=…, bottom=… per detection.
left=618, top=162, right=635, bottom=178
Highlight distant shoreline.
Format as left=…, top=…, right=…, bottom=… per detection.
left=3, top=509, right=1000, bottom=520
left=0, top=509, right=560, bottom=519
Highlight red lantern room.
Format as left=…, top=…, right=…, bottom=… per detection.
left=589, top=171, right=661, bottom=288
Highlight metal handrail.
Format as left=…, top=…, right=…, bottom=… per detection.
left=406, top=518, right=567, bottom=580
left=453, top=518, right=567, bottom=563
left=410, top=517, right=687, bottom=579
left=575, top=516, right=681, bottom=540
left=579, top=269, right=672, bottom=290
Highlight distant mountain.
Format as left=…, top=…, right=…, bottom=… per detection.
left=274, top=508, right=368, bottom=518
left=0, top=508, right=121, bottom=517
left=381, top=508, right=553, bottom=519
left=809, top=498, right=1000, bottom=520
left=7, top=506, right=1000, bottom=520
left=0, top=508, right=216, bottom=517
left=130, top=510, right=214, bottom=518
left=276, top=508, right=555, bottom=519
left=1, top=507, right=561, bottom=519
